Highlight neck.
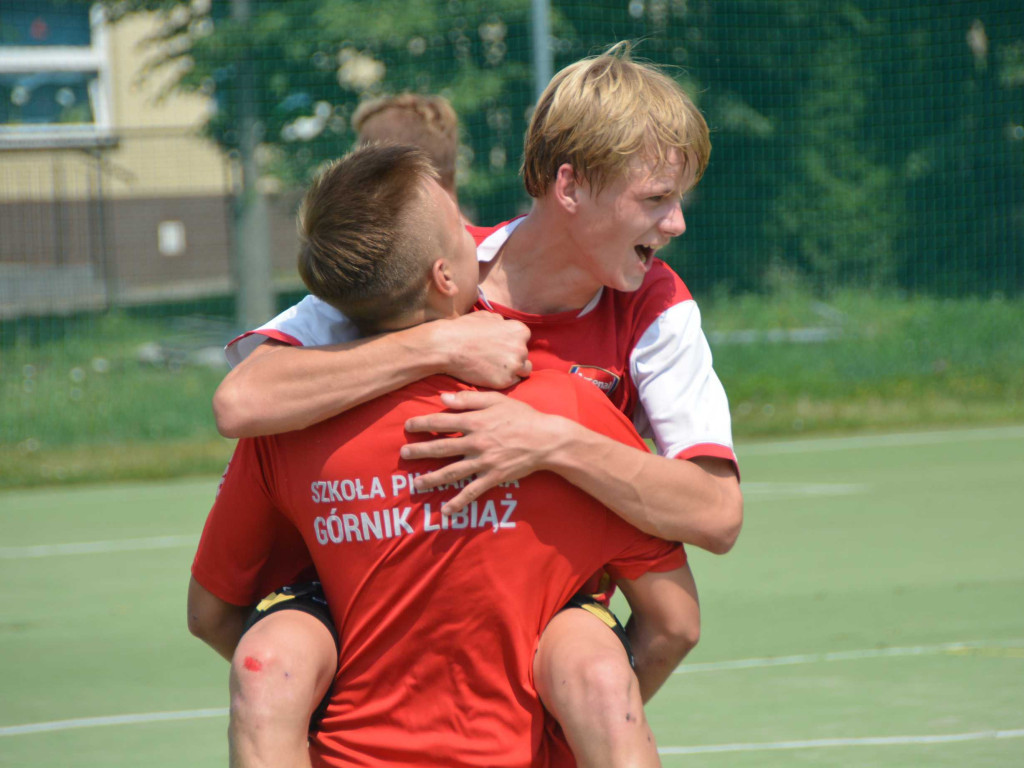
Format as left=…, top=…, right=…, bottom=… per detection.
left=374, top=306, right=443, bottom=334
left=480, top=204, right=601, bottom=315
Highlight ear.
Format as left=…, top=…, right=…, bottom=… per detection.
left=429, top=258, right=459, bottom=298
left=552, top=163, right=581, bottom=213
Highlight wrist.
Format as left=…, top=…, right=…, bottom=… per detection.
left=393, top=320, right=453, bottom=379
left=536, top=414, right=587, bottom=474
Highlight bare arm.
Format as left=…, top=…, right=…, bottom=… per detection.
left=617, top=565, right=701, bottom=702
left=401, top=392, right=742, bottom=553
left=187, top=576, right=251, bottom=661
left=213, top=312, right=531, bottom=438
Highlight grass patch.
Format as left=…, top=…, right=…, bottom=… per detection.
left=704, top=292, right=1024, bottom=436
left=2, top=294, right=1023, bottom=487
left=0, top=437, right=234, bottom=489
left=3, top=426, right=1022, bottom=766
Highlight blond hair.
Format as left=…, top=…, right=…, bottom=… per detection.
left=522, top=41, right=710, bottom=197
left=297, top=144, right=438, bottom=334
left=352, top=93, right=459, bottom=193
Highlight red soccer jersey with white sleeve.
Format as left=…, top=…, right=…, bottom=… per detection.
left=226, top=217, right=737, bottom=469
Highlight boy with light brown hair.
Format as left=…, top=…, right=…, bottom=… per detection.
left=352, top=93, right=460, bottom=200
left=198, top=42, right=742, bottom=768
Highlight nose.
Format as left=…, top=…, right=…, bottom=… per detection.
left=660, top=200, right=686, bottom=238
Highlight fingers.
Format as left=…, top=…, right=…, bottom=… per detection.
left=439, top=390, right=511, bottom=410
left=443, top=313, right=531, bottom=389
left=403, top=392, right=510, bottom=433
left=401, top=456, right=499, bottom=516
left=413, top=459, right=482, bottom=492
left=438, top=478, right=494, bottom=517
left=400, top=436, right=466, bottom=461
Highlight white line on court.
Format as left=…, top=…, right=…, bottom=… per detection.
left=741, top=482, right=868, bottom=497
left=738, top=424, right=1024, bottom=456
left=4, top=709, right=1022, bottom=760
left=674, top=639, right=1024, bottom=675
left=0, top=708, right=228, bottom=737
left=0, top=535, right=196, bottom=559
left=658, top=728, right=1024, bottom=756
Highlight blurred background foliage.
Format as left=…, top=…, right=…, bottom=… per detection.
left=93, top=0, right=1023, bottom=298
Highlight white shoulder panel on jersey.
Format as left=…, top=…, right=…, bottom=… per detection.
left=224, top=294, right=360, bottom=368
left=475, top=217, right=523, bottom=263
left=629, top=299, right=735, bottom=460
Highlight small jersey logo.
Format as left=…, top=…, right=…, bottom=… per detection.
left=569, top=365, right=621, bottom=397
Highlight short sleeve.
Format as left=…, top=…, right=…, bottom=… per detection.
left=630, top=299, right=737, bottom=467
left=224, top=295, right=361, bottom=367
left=604, top=536, right=685, bottom=582
left=191, top=439, right=313, bottom=605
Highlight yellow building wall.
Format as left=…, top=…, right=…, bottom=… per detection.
left=1, top=12, right=230, bottom=201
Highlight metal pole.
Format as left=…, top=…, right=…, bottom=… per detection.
left=231, top=0, right=274, bottom=330
left=531, top=0, right=552, bottom=102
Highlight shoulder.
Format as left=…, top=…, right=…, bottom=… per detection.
left=615, top=259, right=693, bottom=316
left=507, top=371, right=646, bottom=449
left=593, top=259, right=699, bottom=354
left=468, top=216, right=524, bottom=250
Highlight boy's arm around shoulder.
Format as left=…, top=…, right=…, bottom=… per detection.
left=401, top=372, right=742, bottom=552
left=213, top=310, right=532, bottom=438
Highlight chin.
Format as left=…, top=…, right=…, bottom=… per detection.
left=616, top=274, right=646, bottom=293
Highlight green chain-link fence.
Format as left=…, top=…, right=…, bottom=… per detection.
left=2, top=0, right=1022, bottom=479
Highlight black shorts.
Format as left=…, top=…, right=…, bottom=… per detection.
left=563, top=593, right=635, bottom=668
left=243, top=581, right=339, bottom=732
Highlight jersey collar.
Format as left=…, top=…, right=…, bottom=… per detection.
left=475, top=217, right=604, bottom=318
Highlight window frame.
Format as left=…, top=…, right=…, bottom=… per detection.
left=0, top=4, right=116, bottom=150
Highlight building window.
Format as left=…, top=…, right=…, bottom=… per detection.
left=0, top=2, right=114, bottom=148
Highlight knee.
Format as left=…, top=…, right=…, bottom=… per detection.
left=564, top=646, right=641, bottom=711
left=644, top=610, right=700, bottom=677
left=672, top=610, right=700, bottom=657
left=230, top=634, right=309, bottom=720
left=229, top=615, right=337, bottom=724
left=587, top=651, right=640, bottom=702
left=230, top=638, right=282, bottom=716
left=658, top=606, right=701, bottom=663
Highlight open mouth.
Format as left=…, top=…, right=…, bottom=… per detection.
left=635, top=245, right=654, bottom=265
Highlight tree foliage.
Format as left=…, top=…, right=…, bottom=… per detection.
left=92, top=0, right=1023, bottom=297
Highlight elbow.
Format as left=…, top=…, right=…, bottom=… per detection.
left=706, top=493, right=744, bottom=555
left=212, top=382, right=251, bottom=438
left=187, top=578, right=226, bottom=644
left=187, top=604, right=213, bottom=644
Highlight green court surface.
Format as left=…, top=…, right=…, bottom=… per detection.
left=2, top=425, right=1023, bottom=767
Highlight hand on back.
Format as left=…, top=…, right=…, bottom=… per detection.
left=401, top=391, right=566, bottom=516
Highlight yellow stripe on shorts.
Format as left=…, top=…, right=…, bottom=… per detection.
left=255, top=591, right=296, bottom=612
left=577, top=600, right=619, bottom=631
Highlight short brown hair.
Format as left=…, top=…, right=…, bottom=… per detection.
left=352, top=93, right=459, bottom=193
left=522, top=41, right=711, bottom=198
left=297, top=144, right=439, bottom=334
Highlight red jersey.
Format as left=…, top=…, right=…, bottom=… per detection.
left=192, top=371, right=684, bottom=768
left=227, top=218, right=737, bottom=469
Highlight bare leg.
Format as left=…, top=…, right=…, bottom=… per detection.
left=534, top=608, right=660, bottom=768
left=228, top=611, right=337, bottom=768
